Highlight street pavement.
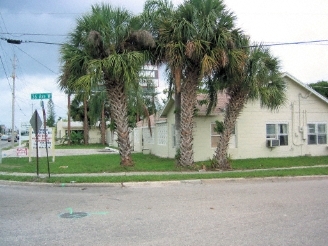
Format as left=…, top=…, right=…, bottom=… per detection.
left=1, top=177, right=328, bottom=245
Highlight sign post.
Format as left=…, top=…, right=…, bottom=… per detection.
left=30, top=110, right=42, bottom=177
left=41, top=101, right=50, bottom=178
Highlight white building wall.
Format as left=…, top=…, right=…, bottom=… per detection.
left=193, top=115, right=221, bottom=162
left=230, top=77, right=328, bottom=159
left=152, top=122, right=169, bottom=158
left=132, top=75, right=328, bottom=161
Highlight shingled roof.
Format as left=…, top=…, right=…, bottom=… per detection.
left=195, top=92, right=229, bottom=116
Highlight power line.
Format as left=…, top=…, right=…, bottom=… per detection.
left=0, top=32, right=67, bottom=37
left=2, top=36, right=328, bottom=48
left=0, top=37, right=63, bottom=45
left=15, top=46, right=57, bottom=74
left=249, top=39, right=328, bottom=48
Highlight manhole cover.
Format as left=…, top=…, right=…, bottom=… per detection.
left=59, top=212, right=88, bottom=219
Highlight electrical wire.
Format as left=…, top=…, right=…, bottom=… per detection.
left=15, top=45, right=57, bottom=74
left=0, top=32, right=67, bottom=37
left=248, top=39, right=328, bottom=48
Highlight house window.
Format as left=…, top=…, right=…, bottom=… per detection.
left=211, top=123, right=220, bottom=148
left=210, top=123, right=236, bottom=148
left=266, top=123, right=288, bottom=146
left=172, top=124, right=176, bottom=148
left=308, top=123, right=327, bottom=145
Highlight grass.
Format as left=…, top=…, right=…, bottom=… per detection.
left=1, top=145, right=328, bottom=183
left=55, top=143, right=109, bottom=149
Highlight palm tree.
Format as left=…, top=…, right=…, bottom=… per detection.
left=208, top=44, right=287, bottom=170
left=144, top=0, right=245, bottom=166
left=89, top=90, right=108, bottom=145
left=58, top=54, right=88, bottom=145
left=179, top=0, right=247, bottom=166
left=143, top=0, right=184, bottom=156
left=60, top=4, right=154, bottom=166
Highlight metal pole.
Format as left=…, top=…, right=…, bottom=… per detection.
left=11, top=55, right=16, bottom=148
left=41, top=101, right=50, bottom=178
left=35, top=110, right=39, bottom=177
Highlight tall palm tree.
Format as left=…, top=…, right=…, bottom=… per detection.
left=60, top=4, right=154, bottom=166
left=89, top=90, right=108, bottom=145
left=144, top=0, right=245, bottom=166
left=208, top=44, right=287, bottom=170
left=58, top=52, right=88, bottom=145
left=178, top=0, right=247, bottom=166
left=143, top=0, right=184, bottom=155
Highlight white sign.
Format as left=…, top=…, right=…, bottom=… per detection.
left=139, top=65, right=159, bottom=87
left=31, top=128, right=53, bottom=149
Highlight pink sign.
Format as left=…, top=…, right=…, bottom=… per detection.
left=17, top=147, right=28, bottom=157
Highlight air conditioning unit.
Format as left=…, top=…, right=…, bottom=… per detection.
left=267, top=139, right=280, bottom=147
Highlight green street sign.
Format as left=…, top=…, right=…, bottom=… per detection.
left=31, top=93, right=52, bottom=100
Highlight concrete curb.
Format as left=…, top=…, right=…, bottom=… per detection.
left=0, top=175, right=327, bottom=188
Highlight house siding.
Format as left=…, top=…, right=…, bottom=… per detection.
left=132, top=74, right=328, bottom=161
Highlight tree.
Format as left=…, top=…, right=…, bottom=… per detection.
left=178, top=0, right=247, bottom=167
left=89, top=89, right=109, bottom=145
left=144, top=0, right=244, bottom=166
left=208, top=44, right=287, bottom=170
left=143, top=0, right=184, bottom=159
left=60, top=4, right=154, bottom=166
left=309, top=81, right=328, bottom=98
left=46, top=99, right=56, bottom=127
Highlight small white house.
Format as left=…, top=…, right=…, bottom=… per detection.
left=56, top=120, right=105, bottom=144
left=133, top=73, right=328, bottom=161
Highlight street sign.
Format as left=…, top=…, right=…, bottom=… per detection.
left=30, top=110, right=42, bottom=134
left=31, top=93, right=52, bottom=100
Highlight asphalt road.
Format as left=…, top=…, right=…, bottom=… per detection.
left=1, top=177, right=328, bottom=246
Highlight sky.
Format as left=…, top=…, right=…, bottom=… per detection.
left=0, top=0, right=328, bottom=129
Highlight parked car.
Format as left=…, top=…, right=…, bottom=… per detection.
left=7, top=136, right=18, bottom=142
left=1, top=135, right=9, bottom=141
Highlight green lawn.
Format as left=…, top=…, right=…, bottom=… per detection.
left=1, top=148, right=328, bottom=183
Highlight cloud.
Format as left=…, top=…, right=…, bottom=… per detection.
left=0, top=75, right=67, bottom=128
left=0, top=0, right=327, bottom=129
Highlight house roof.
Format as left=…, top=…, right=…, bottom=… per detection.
left=160, top=92, right=229, bottom=118
left=136, top=114, right=166, bottom=127
left=282, top=72, right=328, bottom=104
left=158, top=72, right=328, bottom=120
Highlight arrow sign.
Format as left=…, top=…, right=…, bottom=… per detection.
left=29, top=110, right=42, bottom=177
left=30, top=110, right=42, bottom=134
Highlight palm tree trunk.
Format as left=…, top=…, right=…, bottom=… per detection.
left=107, top=82, right=133, bottom=166
left=213, top=88, right=247, bottom=170
left=178, top=73, right=198, bottom=167
left=101, top=102, right=106, bottom=145
left=83, top=97, right=89, bottom=145
left=67, top=93, right=71, bottom=145
left=174, top=68, right=182, bottom=158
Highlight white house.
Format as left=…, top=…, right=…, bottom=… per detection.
left=56, top=120, right=105, bottom=144
left=133, top=73, right=328, bottom=161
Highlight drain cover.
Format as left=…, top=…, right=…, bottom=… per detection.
left=59, top=212, right=88, bottom=219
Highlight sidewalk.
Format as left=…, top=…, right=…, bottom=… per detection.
left=1, top=146, right=119, bottom=158
left=1, top=165, right=327, bottom=178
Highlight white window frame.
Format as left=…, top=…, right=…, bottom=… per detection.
left=210, top=122, right=220, bottom=148
left=210, top=122, right=236, bottom=148
left=172, top=124, right=176, bottom=148
left=307, top=123, right=327, bottom=145
left=266, top=123, right=288, bottom=146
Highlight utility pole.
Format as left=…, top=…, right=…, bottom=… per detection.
left=11, top=54, right=16, bottom=148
